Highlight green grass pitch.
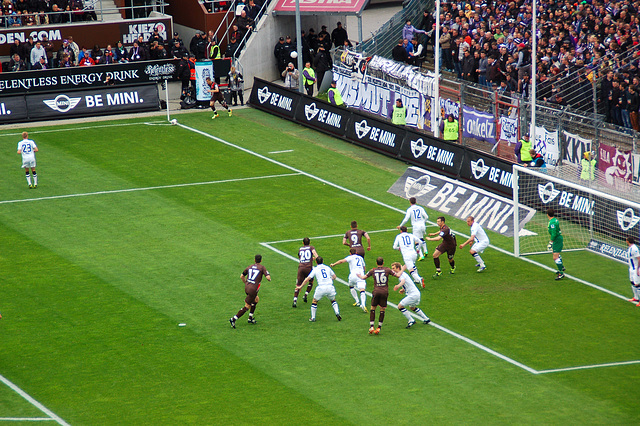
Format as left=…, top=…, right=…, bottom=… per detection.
left=0, top=109, right=638, bottom=424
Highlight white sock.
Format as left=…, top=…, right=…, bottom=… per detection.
left=311, top=303, right=317, bottom=320
left=331, top=300, right=340, bottom=315
left=360, top=291, right=366, bottom=307
left=473, top=253, right=485, bottom=267
left=350, top=287, right=359, bottom=303
left=33, top=174, right=37, bottom=185
left=26, top=174, right=31, bottom=185
left=414, top=308, right=429, bottom=321
left=633, top=285, right=640, bottom=300
left=410, top=269, right=422, bottom=283
left=399, top=307, right=412, bottom=321
left=421, top=240, right=428, bottom=255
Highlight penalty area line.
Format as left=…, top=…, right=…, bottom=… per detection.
left=0, top=173, right=302, bottom=205
left=259, top=241, right=539, bottom=375
left=263, top=228, right=400, bottom=245
left=0, top=418, right=56, bottom=422
left=0, top=374, right=69, bottom=426
left=179, top=123, right=627, bottom=302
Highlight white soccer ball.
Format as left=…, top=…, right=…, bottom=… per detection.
left=290, top=51, right=298, bottom=59
left=170, top=119, right=178, bottom=125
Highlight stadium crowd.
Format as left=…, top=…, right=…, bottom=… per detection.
left=0, top=0, right=96, bottom=26
left=399, top=0, right=640, bottom=130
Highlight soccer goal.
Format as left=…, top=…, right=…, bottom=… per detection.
left=512, top=165, right=640, bottom=263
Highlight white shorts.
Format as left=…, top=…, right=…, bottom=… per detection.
left=22, top=159, right=36, bottom=168
left=471, top=240, right=489, bottom=253
left=313, top=285, right=336, bottom=301
left=412, top=224, right=426, bottom=240
left=348, top=273, right=366, bottom=290
left=399, top=293, right=421, bottom=308
left=629, top=269, right=640, bottom=285
left=402, top=251, right=417, bottom=271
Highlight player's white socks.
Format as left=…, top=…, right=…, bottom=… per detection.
left=414, top=308, right=429, bottom=321
left=399, top=307, right=413, bottom=321
left=26, top=174, right=31, bottom=186
left=410, top=269, right=422, bottom=283
left=473, top=253, right=485, bottom=267
left=359, top=290, right=366, bottom=307
left=350, top=287, right=359, bottom=304
left=633, top=284, right=640, bottom=300
left=420, top=240, right=428, bottom=255
left=331, top=300, right=340, bottom=316
left=33, top=173, right=37, bottom=186
left=310, top=303, right=317, bottom=320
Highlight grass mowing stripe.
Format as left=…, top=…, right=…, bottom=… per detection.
left=180, top=122, right=628, bottom=302
left=0, top=173, right=301, bottom=205
left=261, top=240, right=540, bottom=375
left=0, top=375, right=68, bottom=426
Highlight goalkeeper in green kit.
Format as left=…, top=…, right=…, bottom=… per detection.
left=547, top=208, right=565, bottom=280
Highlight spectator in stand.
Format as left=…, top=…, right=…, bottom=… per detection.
left=41, top=34, right=53, bottom=63
left=59, top=52, right=73, bottom=67
left=91, top=44, right=103, bottom=63
left=236, top=10, right=254, bottom=40
left=245, top=0, right=259, bottom=25
left=56, top=39, right=75, bottom=66
left=77, top=46, right=89, bottom=64
left=477, top=50, right=488, bottom=87
left=149, top=27, right=164, bottom=47
left=68, top=36, right=80, bottom=65
left=331, top=21, right=349, bottom=49
left=392, top=38, right=409, bottom=64
left=487, top=55, right=502, bottom=86
left=195, top=31, right=207, bottom=60
left=318, top=25, right=329, bottom=41
left=306, top=28, right=318, bottom=54
left=409, top=38, right=424, bottom=66
left=225, top=36, right=240, bottom=58
left=461, top=48, right=474, bottom=81
left=9, top=39, right=21, bottom=59
left=313, top=44, right=331, bottom=92
left=170, top=32, right=183, bottom=47
left=8, top=54, right=25, bottom=71
left=29, top=40, right=46, bottom=68
left=154, top=44, right=168, bottom=59
left=36, top=9, right=48, bottom=25
left=439, top=26, right=453, bottom=71
left=629, top=84, right=640, bottom=131
left=79, top=51, right=95, bottom=66
left=403, top=38, right=413, bottom=57
left=115, top=41, right=129, bottom=63
left=23, top=9, right=35, bottom=25
left=99, top=45, right=117, bottom=64
left=171, top=40, right=188, bottom=59
left=33, top=55, right=49, bottom=69
left=50, top=4, right=63, bottom=24
left=190, top=31, right=202, bottom=57
left=402, top=20, right=426, bottom=42
left=129, top=41, right=146, bottom=61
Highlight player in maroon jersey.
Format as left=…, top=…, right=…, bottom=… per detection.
left=358, top=257, right=402, bottom=334
left=229, top=254, right=271, bottom=328
left=293, top=237, right=319, bottom=307
left=425, top=216, right=457, bottom=278
left=205, top=77, right=232, bottom=119
left=343, top=220, right=371, bottom=258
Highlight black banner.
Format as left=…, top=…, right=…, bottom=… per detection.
left=459, top=149, right=514, bottom=196
left=294, top=96, right=350, bottom=136
left=345, top=112, right=404, bottom=155
left=0, top=95, right=28, bottom=123
left=249, top=78, right=301, bottom=119
left=23, top=84, right=159, bottom=121
left=0, top=60, right=176, bottom=95
left=399, top=130, right=465, bottom=177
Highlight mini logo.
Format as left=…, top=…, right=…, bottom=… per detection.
left=537, top=182, right=560, bottom=204
left=43, top=94, right=81, bottom=113
left=470, top=158, right=490, bottom=179
left=404, top=175, right=437, bottom=198
left=257, top=87, right=271, bottom=104
left=410, top=138, right=428, bottom=158
left=354, top=120, right=371, bottom=139
left=304, top=102, right=320, bottom=121
left=617, top=208, right=640, bottom=231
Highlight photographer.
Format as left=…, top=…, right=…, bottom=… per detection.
left=282, top=62, right=299, bottom=89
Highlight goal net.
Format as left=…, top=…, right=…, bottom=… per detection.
left=512, top=165, right=640, bottom=263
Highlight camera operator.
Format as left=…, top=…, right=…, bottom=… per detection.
left=282, top=62, right=299, bottom=89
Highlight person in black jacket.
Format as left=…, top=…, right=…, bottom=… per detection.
left=392, top=38, right=409, bottom=63
left=177, top=53, right=191, bottom=100
left=274, top=37, right=288, bottom=80
left=331, top=21, right=350, bottom=49
left=313, top=45, right=332, bottom=92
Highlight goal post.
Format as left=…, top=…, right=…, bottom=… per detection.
left=512, top=165, right=640, bottom=264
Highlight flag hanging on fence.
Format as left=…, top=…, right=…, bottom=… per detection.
left=462, top=105, right=496, bottom=144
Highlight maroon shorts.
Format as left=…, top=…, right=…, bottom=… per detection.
left=371, top=291, right=388, bottom=308
left=436, top=243, right=457, bottom=257
left=211, top=92, right=225, bottom=103
left=297, top=265, right=313, bottom=286
left=244, top=283, right=260, bottom=305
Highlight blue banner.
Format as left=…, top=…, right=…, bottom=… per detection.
left=463, top=105, right=496, bottom=144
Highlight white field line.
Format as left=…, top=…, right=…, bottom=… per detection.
left=178, top=123, right=628, bottom=303
left=536, top=359, right=640, bottom=374
left=0, top=374, right=69, bottom=426
left=260, top=241, right=539, bottom=375
left=0, top=121, right=165, bottom=138
left=0, top=173, right=301, bottom=205
left=268, top=149, right=294, bottom=154
left=0, top=418, right=55, bottom=421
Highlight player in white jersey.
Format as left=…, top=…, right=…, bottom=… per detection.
left=300, top=257, right=342, bottom=322
left=393, top=226, right=424, bottom=288
left=459, top=216, right=490, bottom=272
left=391, top=262, right=430, bottom=328
left=17, top=132, right=39, bottom=189
left=398, top=197, right=429, bottom=260
left=331, top=247, right=367, bottom=312
left=626, top=237, right=640, bottom=306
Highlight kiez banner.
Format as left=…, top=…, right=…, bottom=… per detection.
left=388, top=166, right=535, bottom=236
